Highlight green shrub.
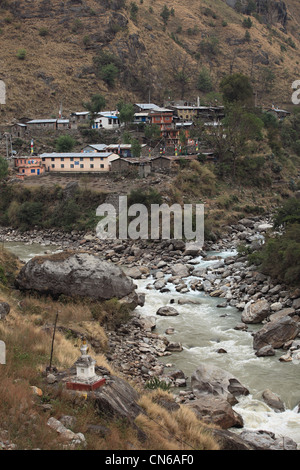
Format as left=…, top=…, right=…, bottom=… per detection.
left=145, top=376, right=171, bottom=391
left=249, top=223, right=300, bottom=286
left=16, top=49, right=26, bottom=60
left=39, top=27, right=49, bottom=37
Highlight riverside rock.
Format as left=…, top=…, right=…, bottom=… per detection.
left=241, top=299, right=270, bottom=324
left=253, top=316, right=299, bottom=351
left=191, top=363, right=249, bottom=404
left=15, top=251, right=136, bottom=302
left=187, top=395, right=243, bottom=429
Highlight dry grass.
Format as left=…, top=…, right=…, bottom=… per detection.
left=135, top=391, right=220, bottom=451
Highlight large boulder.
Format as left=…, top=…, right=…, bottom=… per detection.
left=191, top=363, right=249, bottom=404
left=15, top=251, right=136, bottom=302
left=253, top=316, right=299, bottom=351
left=187, top=395, right=243, bottom=429
left=241, top=299, right=270, bottom=324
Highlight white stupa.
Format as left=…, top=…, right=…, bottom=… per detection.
left=66, top=340, right=106, bottom=391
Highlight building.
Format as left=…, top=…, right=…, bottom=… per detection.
left=110, top=157, right=151, bottom=178
left=134, top=103, right=162, bottom=113
left=133, top=112, right=151, bottom=125
left=69, top=111, right=90, bottom=129
left=82, top=144, right=108, bottom=153
left=170, top=105, right=225, bottom=122
left=40, top=152, right=120, bottom=173
left=10, top=122, right=27, bottom=138
left=26, top=119, right=58, bottom=130
left=92, top=111, right=121, bottom=130
left=14, top=156, right=45, bottom=179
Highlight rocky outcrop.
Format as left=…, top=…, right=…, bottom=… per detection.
left=15, top=251, right=136, bottom=302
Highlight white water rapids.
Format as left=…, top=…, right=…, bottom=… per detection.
left=4, top=241, right=300, bottom=447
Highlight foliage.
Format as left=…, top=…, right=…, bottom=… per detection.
left=55, top=135, right=76, bottom=152
left=242, top=17, right=252, bottom=28
left=160, top=5, right=171, bottom=25
left=92, top=51, right=121, bottom=86
left=130, top=2, right=138, bottom=22
left=0, top=156, right=8, bottom=180
left=16, top=49, right=26, bottom=60
left=0, top=185, right=106, bottom=232
left=273, top=198, right=300, bottom=229
left=90, top=298, right=132, bottom=330
left=128, top=188, right=163, bottom=208
left=145, top=376, right=171, bottom=391
left=83, top=94, right=106, bottom=124
left=144, top=124, right=161, bottom=144
left=130, top=138, right=142, bottom=158
left=204, top=104, right=263, bottom=180
left=220, top=73, right=254, bottom=106
left=100, top=63, right=119, bottom=87
left=249, top=223, right=300, bottom=286
left=117, top=101, right=135, bottom=126
left=197, top=67, right=213, bottom=93
left=199, top=35, right=219, bottom=56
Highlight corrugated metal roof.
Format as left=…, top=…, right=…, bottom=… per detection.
left=39, top=152, right=114, bottom=158
left=27, top=119, right=57, bottom=124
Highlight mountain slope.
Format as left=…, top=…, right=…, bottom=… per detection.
left=0, top=0, right=299, bottom=122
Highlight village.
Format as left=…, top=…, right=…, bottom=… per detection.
left=3, top=99, right=291, bottom=181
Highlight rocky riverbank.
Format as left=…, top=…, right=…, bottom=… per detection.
left=1, top=214, right=300, bottom=449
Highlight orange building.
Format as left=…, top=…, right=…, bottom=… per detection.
left=14, top=156, right=45, bottom=179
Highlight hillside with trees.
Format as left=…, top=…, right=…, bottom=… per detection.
left=0, top=0, right=299, bottom=121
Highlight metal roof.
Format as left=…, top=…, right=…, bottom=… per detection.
left=27, top=119, right=57, bottom=124
left=39, top=152, right=114, bottom=158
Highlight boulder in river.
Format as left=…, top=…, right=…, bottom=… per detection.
left=241, top=299, right=270, bottom=324
left=191, top=363, right=249, bottom=404
left=253, top=316, right=299, bottom=351
left=15, top=251, right=136, bottom=302
left=156, top=306, right=179, bottom=316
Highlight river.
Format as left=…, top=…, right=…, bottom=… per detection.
left=4, top=241, right=300, bottom=447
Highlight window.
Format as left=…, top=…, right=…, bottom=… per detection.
left=31, top=169, right=35, bottom=173
left=70, top=157, right=74, bottom=161
left=61, top=157, right=64, bottom=161
left=80, top=157, right=83, bottom=161
left=61, top=164, right=64, bottom=168
left=80, top=164, right=84, bottom=168
left=51, top=158, right=55, bottom=162
left=90, top=157, right=94, bottom=161
left=100, top=164, right=104, bottom=168
left=90, top=164, right=94, bottom=169
left=51, top=164, right=55, bottom=168
left=70, top=164, right=74, bottom=169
